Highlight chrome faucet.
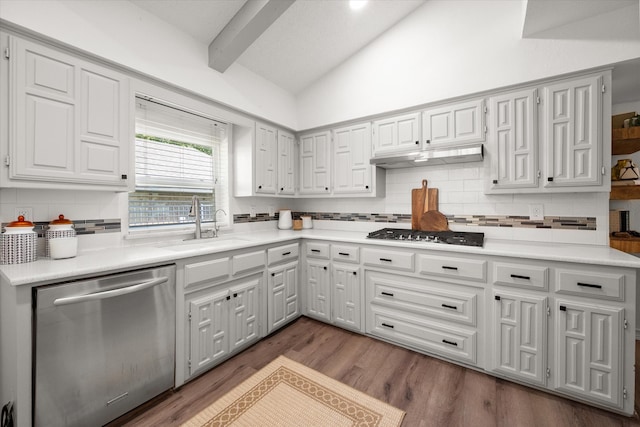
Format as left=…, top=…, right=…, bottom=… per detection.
left=214, top=209, right=227, bottom=237
left=189, top=195, right=202, bottom=239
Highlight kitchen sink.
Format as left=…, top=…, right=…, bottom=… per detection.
left=160, top=237, right=252, bottom=252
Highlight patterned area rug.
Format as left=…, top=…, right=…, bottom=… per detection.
left=181, top=355, right=405, bottom=427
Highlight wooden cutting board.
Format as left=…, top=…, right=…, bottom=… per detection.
left=411, top=179, right=449, bottom=231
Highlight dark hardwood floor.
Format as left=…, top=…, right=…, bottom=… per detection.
left=112, top=317, right=640, bottom=427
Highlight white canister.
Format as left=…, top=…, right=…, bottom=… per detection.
left=1, top=216, right=37, bottom=264
left=45, top=214, right=76, bottom=258
left=49, top=237, right=78, bottom=259
left=301, top=215, right=313, bottom=229
left=278, top=209, right=293, bottom=230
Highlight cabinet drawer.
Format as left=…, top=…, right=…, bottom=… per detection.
left=418, top=254, right=486, bottom=282
left=232, top=250, right=265, bottom=276
left=306, top=242, right=330, bottom=259
left=363, top=248, right=413, bottom=272
left=332, top=244, right=359, bottom=263
left=368, top=306, right=477, bottom=365
left=493, top=262, right=549, bottom=291
left=368, top=272, right=477, bottom=326
left=555, top=269, right=624, bottom=301
left=267, top=243, right=299, bottom=266
left=184, top=257, right=230, bottom=289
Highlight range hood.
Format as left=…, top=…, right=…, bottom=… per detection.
left=370, top=144, right=483, bottom=169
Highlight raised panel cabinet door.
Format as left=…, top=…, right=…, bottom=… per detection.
left=255, top=123, right=277, bottom=193
left=283, top=262, right=299, bottom=321
left=423, top=99, right=484, bottom=146
left=332, top=264, right=361, bottom=331
left=78, top=65, right=129, bottom=185
left=11, top=37, right=77, bottom=181
left=555, top=301, right=622, bottom=408
left=544, top=75, right=601, bottom=187
left=491, top=291, right=547, bottom=386
left=229, top=276, right=261, bottom=353
left=489, top=88, right=538, bottom=189
left=268, top=261, right=299, bottom=333
left=299, top=131, right=331, bottom=194
left=306, top=259, right=331, bottom=322
left=277, top=130, right=295, bottom=195
left=372, top=112, right=420, bottom=155
left=188, top=289, right=229, bottom=376
left=333, top=123, right=372, bottom=194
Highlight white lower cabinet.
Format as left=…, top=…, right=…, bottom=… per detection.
left=267, top=260, right=299, bottom=333
left=186, top=273, right=262, bottom=379
left=554, top=300, right=623, bottom=408
left=332, top=264, right=361, bottom=331
left=490, top=290, right=547, bottom=386
left=305, top=258, right=331, bottom=322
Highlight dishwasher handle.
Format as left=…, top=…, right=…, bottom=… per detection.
left=53, top=276, right=169, bottom=306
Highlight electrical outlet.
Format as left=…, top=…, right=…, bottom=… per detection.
left=15, top=207, right=33, bottom=221
left=529, top=204, right=544, bottom=221
left=250, top=205, right=257, bottom=218
left=268, top=205, right=275, bottom=217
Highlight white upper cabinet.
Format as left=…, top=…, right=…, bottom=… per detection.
left=372, top=112, right=421, bottom=156
left=255, top=122, right=277, bottom=194
left=422, top=99, right=485, bottom=147
left=8, top=36, right=130, bottom=189
left=277, top=130, right=296, bottom=195
left=299, top=130, right=331, bottom=194
left=488, top=88, right=538, bottom=190
left=333, top=122, right=373, bottom=194
left=543, top=75, right=602, bottom=188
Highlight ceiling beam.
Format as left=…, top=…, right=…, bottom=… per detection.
left=208, top=0, right=295, bottom=73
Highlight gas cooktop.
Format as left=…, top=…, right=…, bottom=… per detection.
left=366, top=228, right=484, bottom=247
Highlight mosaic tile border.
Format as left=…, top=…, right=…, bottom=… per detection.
left=1, top=219, right=122, bottom=237
left=234, top=212, right=597, bottom=231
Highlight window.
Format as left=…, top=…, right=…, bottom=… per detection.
left=129, top=97, right=229, bottom=229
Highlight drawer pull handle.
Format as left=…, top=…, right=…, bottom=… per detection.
left=338, top=252, right=349, bottom=256
left=381, top=323, right=394, bottom=329
left=311, top=249, right=320, bottom=253
left=381, top=291, right=394, bottom=297
left=442, top=266, right=458, bottom=271
left=442, top=304, right=457, bottom=310
left=442, top=339, right=458, bottom=347
left=282, top=251, right=291, bottom=256
left=380, top=258, right=392, bottom=262
left=577, top=282, right=602, bottom=289
left=559, top=305, right=567, bottom=311
left=510, top=274, right=530, bottom=280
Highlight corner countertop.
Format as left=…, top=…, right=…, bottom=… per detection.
left=2, top=229, right=639, bottom=287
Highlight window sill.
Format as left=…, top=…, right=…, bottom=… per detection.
left=125, top=223, right=229, bottom=240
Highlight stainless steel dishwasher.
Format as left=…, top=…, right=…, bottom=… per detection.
left=33, top=264, right=176, bottom=427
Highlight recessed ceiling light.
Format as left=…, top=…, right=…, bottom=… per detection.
left=349, top=0, right=368, bottom=11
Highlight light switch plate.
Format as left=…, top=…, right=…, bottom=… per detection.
left=529, top=204, right=544, bottom=221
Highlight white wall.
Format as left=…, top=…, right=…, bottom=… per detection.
left=296, top=0, right=640, bottom=130
left=0, top=0, right=298, bottom=129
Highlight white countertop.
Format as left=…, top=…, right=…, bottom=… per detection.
left=2, top=229, right=640, bottom=287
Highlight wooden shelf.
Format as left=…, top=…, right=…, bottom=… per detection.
left=612, top=127, right=640, bottom=155
left=610, top=185, right=640, bottom=200
left=610, top=236, right=640, bottom=253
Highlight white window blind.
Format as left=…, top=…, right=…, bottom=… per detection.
left=130, top=97, right=229, bottom=228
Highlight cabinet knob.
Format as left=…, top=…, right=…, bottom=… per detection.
left=365, top=185, right=369, bottom=189
left=352, top=271, right=357, bottom=276
left=492, top=179, right=498, bottom=184
left=426, top=139, right=431, bottom=144
left=233, top=293, right=238, bottom=298
left=258, top=185, right=262, bottom=189
left=280, top=187, right=284, bottom=191
left=325, top=187, right=328, bottom=191
left=547, top=177, right=554, bottom=182
left=121, top=174, right=127, bottom=180
left=271, top=273, right=275, bottom=277
left=415, top=141, right=419, bottom=144
left=226, top=296, right=231, bottom=300
left=323, top=266, right=327, bottom=270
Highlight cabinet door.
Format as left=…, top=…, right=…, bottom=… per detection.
left=305, top=259, right=331, bottom=322
left=188, top=289, right=229, bottom=376
left=229, top=276, right=261, bottom=353
left=332, top=264, right=361, bottom=331
left=372, top=112, right=421, bottom=155
left=255, top=123, right=277, bottom=193
left=544, top=75, right=601, bottom=187
left=277, top=130, right=295, bottom=195
left=423, top=99, right=485, bottom=146
left=334, top=123, right=372, bottom=194
left=10, top=36, right=129, bottom=187
left=268, top=261, right=299, bottom=333
left=555, top=300, right=622, bottom=407
left=489, top=89, right=538, bottom=190
left=491, top=291, right=547, bottom=386
left=299, top=131, right=330, bottom=194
